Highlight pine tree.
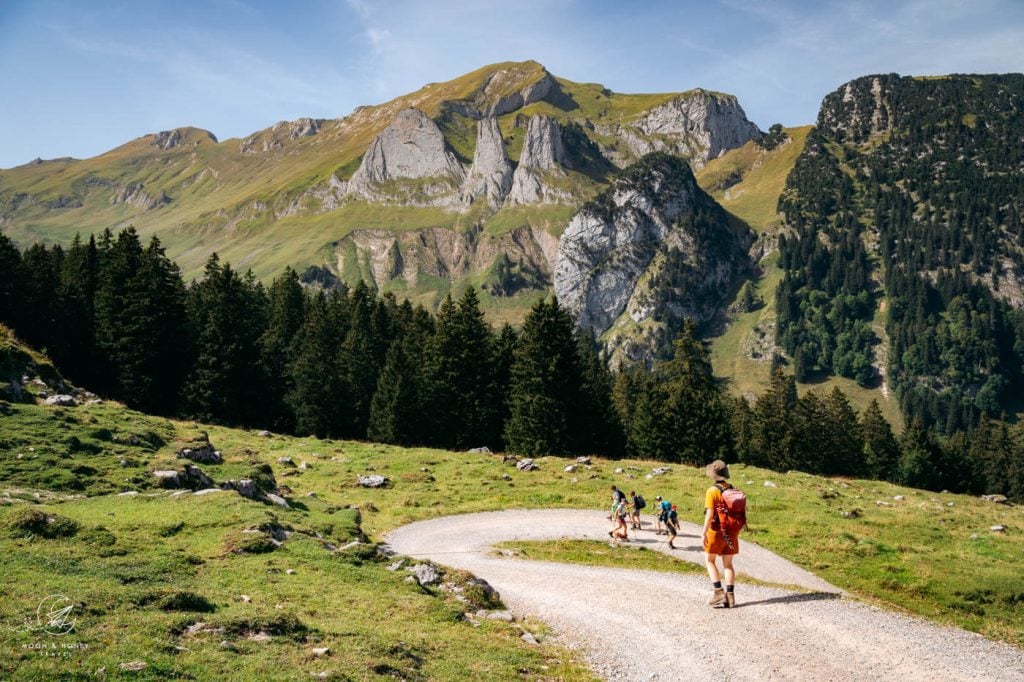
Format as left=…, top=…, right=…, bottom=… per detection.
left=367, top=333, right=427, bottom=445
left=52, top=234, right=99, bottom=385
left=504, top=298, right=583, bottom=456
left=821, top=386, right=865, bottom=476
left=657, top=321, right=734, bottom=464
left=861, top=399, right=900, bottom=481
left=184, top=255, right=267, bottom=424
left=491, top=323, right=518, bottom=448
left=259, top=268, right=307, bottom=431
left=752, top=367, right=799, bottom=470
left=898, top=418, right=945, bottom=490
left=423, top=288, right=497, bottom=449
left=575, top=332, right=624, bottom=455
left=624, top=371, right=673, bottom=460
left=0, top=233, right=22, bottom=327
left=339, top=282, right=381, bottom=438
left=288, top=291, right=345, bottom=437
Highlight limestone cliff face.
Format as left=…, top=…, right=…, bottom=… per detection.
left=818, top=75, right=896, bottom=144
left=555, top=153, right=752, bottom=365
left=332, top=224, right=558, bottom=293
left=597, top=91, right=760, bottom=169
left=346, top=108, right=466, bottom=205
left=461, top=117, right=514, bottom=209
left=508, top=115, right=571, bottom=205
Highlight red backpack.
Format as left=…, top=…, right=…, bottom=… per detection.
left=714, top=484, right=747, bottom=544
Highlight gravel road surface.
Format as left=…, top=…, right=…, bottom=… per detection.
left=385, top=509, right=1024, bottom=681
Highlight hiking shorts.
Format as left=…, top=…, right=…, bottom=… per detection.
left=703, top=529, right=739, bottom=555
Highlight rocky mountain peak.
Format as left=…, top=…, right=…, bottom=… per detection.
left=151, top=128, right=218, bottom=151
left=346, top=107, right=466, bottom=202
left=507, top=115, right=569, bottom=205
left=555, top=152, right=751, bottom=365
left=462, top=117, right=514, bottom=208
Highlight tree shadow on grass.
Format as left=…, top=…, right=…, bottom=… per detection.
left=734, top=591, right=843, bottom=608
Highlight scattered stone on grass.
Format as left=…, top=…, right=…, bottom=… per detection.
left=764, top=481, right=777, bottom=488
left=982, top=494, right=1009, bottom=504
left=407, top=563, right=441, bottom=586
left=43, top=394, right=78, bottom=407
left=312, top=647, right=330, bottom=657
left=265, top=493, right=290, bottom=509
left=257, top=430, right=272, bottom=437
left=521, top=632, right=538, bottom=645
left=516, top=459, right=537, bottom=472
left=563, top=464, right=577, bottom=473
left=358, top=475, right=388, bottom=488
left=576, top=456, right=592, bottom=465
left=468, top=446, right=492, bottom=454
left=991, top=525, right=1006, bottom=533
left=118, top=661, right=147, bottom=671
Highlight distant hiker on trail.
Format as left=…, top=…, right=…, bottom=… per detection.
left=702, top=460, right=747, bottom=608
left=665, top=504, right=680, bottom=549
left=654, top=496, right=671, bottom=535
left=609, top=486, right=629, bottom=540
left=609, top=496, right=630, bottom=541
left=629, top=490, right=645, bottom=530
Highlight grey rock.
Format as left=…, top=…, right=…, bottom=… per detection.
left=468, top=446, right=493, bottom=454
left=43, top=394, right=77, bottom=407
left=991, top=525, right=1006, bottom=533
left=521, top=632, right=538, bottom=645
left=501, top=473, right=512, bottom=481
left=118, top=661, right=148, bottom=672
left=893, top=495, right=905, bottom=501
left=117, top=490, right=139, bottom=497
left=982, top=494, right=1009, bottom=504
left=177, top=444, right=222, bottom=464
left=408, top=563, right=441, bottom=586
left=265, top=493, right=291, bottom=509
left=222, top=479, right=259, bottom=499
left=249, top=632, right=272, bottom=642
left=277, top=456, right=295, bottom=466
left=153, top=470, right=182, bottom=487
left=257, top=430, right=272, bottom=437
left=554, top=154, right=750, bottom=366
left=358, top=474, right=388, bottom=488
left=564, top=464, right=578, bottom=473
left=347, top=108, right=465, bottom=205
left=387, top=560, right=406, bottom=572
left=764, top=481, right=778, bottom=488
left=285, top=569, right=297, bottom=575
left=311, top=647, right=330, bottom=657
left=508, top=115, right=569, bottom=205
left=193, top=488, right=224, bottom=496
left=516, top=459, right=537, bottom=472
left=650, top=467, right=670, bottom=476
left=485, top=610, right=514, bottom=622
left=462, top=117, right=513, bottom=209
left=575, top=456, right=592, bottom=465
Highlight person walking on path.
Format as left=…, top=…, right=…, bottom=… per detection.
left=702, top=460, right=738, bottom=608
left=629, top=490, right=645, bottom=530
left=654, top=496, right=671, bottom=535
left=610, top=496, right=630, bottom=541
left=665, top=504, right=680, bottom=549
left=609, top=486, right=629, bottom=540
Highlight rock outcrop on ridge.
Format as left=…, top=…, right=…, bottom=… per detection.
left=507, top=115, right=570, bottom=205
left=346, top=108, right=467, bottom=204
left=462, top=117, right=514, bottom=209
left=555, top=152, right=752, bottom=365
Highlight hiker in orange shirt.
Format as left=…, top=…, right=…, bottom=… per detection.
left=702, top=459, right=738, bottom=608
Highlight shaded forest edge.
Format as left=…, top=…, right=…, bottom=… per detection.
left=0, top=227, right=1021, bottom=500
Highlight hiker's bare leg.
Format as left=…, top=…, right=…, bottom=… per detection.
left=704, top=553, right=721, bottom=582
left=722, top=554, right=735, bottom=586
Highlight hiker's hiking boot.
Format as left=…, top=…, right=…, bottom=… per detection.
left=708, top=588, right=727, bottom=607
left=726, top=592, right=736, bottom=608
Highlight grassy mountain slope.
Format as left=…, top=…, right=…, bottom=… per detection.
left=1, top=393, right=1021, bottom=682
left=696, top=127, right=902, bottom=426
left=0, top=60, right=737, bottom=294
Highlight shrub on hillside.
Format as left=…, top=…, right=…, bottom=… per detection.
left=5, top=508, right=79, bottom=538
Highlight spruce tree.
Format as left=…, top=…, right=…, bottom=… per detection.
left=423, top=288, right=496, bottom=449
left=367, top=333, right=427, bottom=445
left=504, top=297, right=583, bottom=456
left=288, top=291, right=345, bottom=437
left=821, top=386, right=865, bottom=476
left=752, top=367, right=799, bottom=470
left=0, top=233, right=22, bottom=327
left=259, top=267, right=307, bottom=431
left=861, top=399, right=900, bottom=481
left=339, top=281, right=381, bottom=438
left=576, top=332, right=625, bottom=455
left=657, top=321, right=734, bottom=464
left=491, top=323, right=518, bottom=448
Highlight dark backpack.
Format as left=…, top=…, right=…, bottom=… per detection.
left=635, top=495, right=646, bottom=510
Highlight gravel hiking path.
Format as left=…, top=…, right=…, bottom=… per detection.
left=385, top=509, right=1024, bottom=681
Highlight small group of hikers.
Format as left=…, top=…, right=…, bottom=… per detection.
left=607, top=459, right=745, bottom=609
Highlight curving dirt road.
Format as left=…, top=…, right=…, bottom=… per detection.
left=385, top=509, right=1024, bottom=681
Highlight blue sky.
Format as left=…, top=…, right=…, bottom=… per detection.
left=1, top=0, right=1022, bottom=168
